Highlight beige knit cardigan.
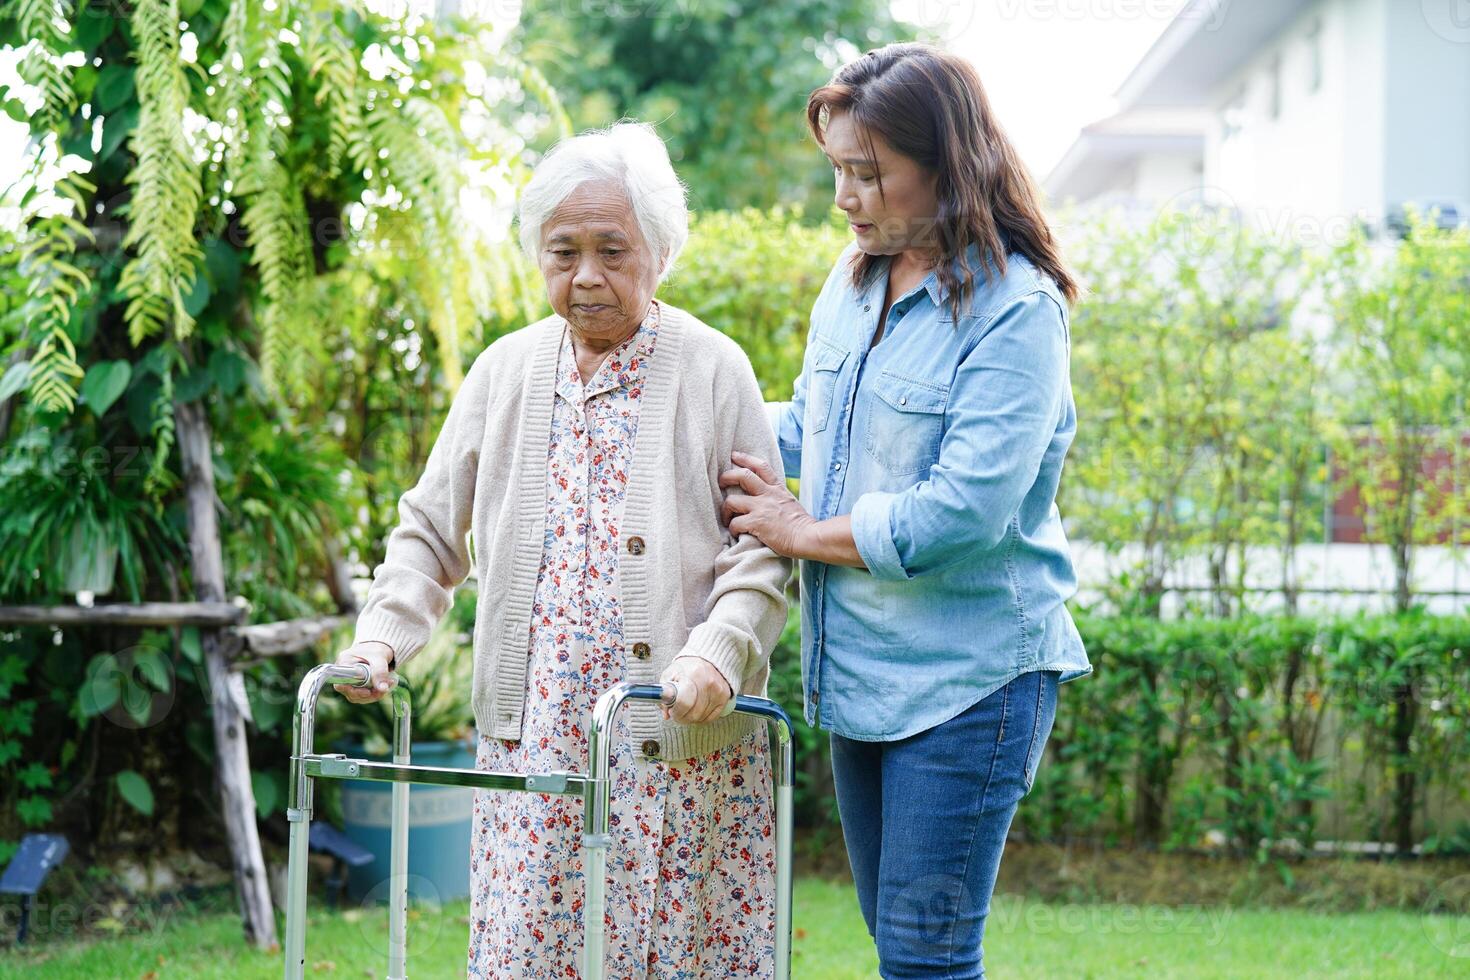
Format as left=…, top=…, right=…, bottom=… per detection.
left=353, top=303, right=792, bottom=760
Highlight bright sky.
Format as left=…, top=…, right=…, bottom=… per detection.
left=916, top=0, right=1186, bottom=178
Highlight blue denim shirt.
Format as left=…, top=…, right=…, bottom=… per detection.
left=769, top=242, right=1092, bottom=741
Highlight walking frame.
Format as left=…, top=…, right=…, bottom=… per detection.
left=283, top=662, right=795, bottom=979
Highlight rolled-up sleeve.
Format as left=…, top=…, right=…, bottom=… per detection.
left=849, top=290, right=1069, bottom=581
left=768, top=399, right=801, bottom=478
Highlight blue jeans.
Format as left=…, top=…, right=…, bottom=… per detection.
left=829, top=668, right=1060, bottom=979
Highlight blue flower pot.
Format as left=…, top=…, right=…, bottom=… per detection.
left=335, top=736, right=477, bottom=904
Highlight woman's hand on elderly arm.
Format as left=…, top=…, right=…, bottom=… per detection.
left=718, top=451, right=867, bottom=568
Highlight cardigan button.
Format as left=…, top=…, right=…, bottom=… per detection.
left=627, top=536, right=645, bottom=555
left=632, top=642, right=651, bottom=660
left=641, top=739, right=660, bottom=758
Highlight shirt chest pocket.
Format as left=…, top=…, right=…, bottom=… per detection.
left=864, top=371, right=950, bottom=476
left=805, top=341, right=849, bottom=435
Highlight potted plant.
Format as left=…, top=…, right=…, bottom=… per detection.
left=317, top=594, right=478, bottom=903
left=62, top=514, right=120, bottom=596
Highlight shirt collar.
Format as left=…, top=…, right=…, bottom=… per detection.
left=557, top=300, right=660, bottom=403
left=920, top=240, right=987, bottom=310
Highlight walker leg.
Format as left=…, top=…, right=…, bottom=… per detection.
left=284, top=808, right=311, bottom=980
left=774, top=775, right=793, bottom=980
left=284, top=662, right=378, bottom=980
left=386, top=781, right=408, bottom=978
left=387, top=685, right=412, bottom=980
left=579, top=675, right=621, bottom=980
left=580, top=830, right=610, bottom=980
left=581, top=683, right=798, bottom=979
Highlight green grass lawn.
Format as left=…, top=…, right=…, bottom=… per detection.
left=2, top=876, right=1466, bottom=978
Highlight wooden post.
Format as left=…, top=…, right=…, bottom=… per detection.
left=176, top=400, right=279, bottom=951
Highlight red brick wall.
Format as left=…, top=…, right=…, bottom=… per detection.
left=1329, top=431, right=1470, bottom=545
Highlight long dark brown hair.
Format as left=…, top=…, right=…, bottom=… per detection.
left=806, top=42, right=1078, bottom=318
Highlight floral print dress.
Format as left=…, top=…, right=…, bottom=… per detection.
left=466, top=303, right=777, bottom=979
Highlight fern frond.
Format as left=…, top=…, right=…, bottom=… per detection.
left=237, top=143, right=311, bottom=396
left=119, top=0, right=204, bottom=345
left=214, top=0, right=251, bottom=192
left=15, top=170, right=94, bottom=412
left=495, top=50, right=573, bottom=142
left=143, top=346, right=180, bottom=499
left=14, top=0, right=77, bottom=132
left=215, top=0, right=320, bottom=400
left=362, top=96, right=474, bottom=379
left=304, top=10, right=362, bottom=179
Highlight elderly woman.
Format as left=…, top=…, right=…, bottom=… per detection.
left=332, top=122, right=790, bottom=978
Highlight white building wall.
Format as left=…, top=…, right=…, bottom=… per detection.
left=1205, top=0, right=1375, bottom=233
left=1070, top=540, right=1469, bottom=617
left=1338, top=0, right=1388, bottom=220
left=1065, top=0, right=1470, bottom=228
left=1133, top=151, right=1203, bottom=203
left=1382, top=0, right=1470, bottom=218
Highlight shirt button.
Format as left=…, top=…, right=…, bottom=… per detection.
left=811, top=691, right=821, bottom=705
left=632, top=642, right=651, bottom=660
left=834, top=462, right=842, bottom=471
left=627, top=536, right=645, bottom=555
left=641, top=739, right=660, bottom=758
left=863, top=304, right=871, bottom=312
left=899, top=396, right=907, bottom=406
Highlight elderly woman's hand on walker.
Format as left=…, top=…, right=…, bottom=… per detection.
left=331, top=640, right=398, bottom=703
left=659, top=655, right=738, bottom=725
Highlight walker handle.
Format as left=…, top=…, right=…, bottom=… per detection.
left=658, top=679, right=738, bottom=718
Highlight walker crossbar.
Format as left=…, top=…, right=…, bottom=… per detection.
left=283, top=662, right=795, bottom=980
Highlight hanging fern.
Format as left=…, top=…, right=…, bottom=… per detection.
left=361, top=94, right=484, bottom=386
left=303, top=8, right=363, bottom=180
left=498, top=51, right=573, bottom=143
left=214, top=0, right=250, bottom=192
left=15, top=172, right=94, bottom=412
left=117, top=0, right=205, bottom=346
left=143, top=344, right=181, bottom=500
left=228, top=0, right=319, bottom=399
left=7, top=0, right=565, bottom=414
left=238, top=150, right=312, bottom=398
left=12, top=0, right=76, bottom=132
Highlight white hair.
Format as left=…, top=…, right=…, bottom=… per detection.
left=516, top=121, right=690, bottom=281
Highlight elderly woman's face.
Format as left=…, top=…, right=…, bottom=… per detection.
left=539, top=180, right=661, bottom=344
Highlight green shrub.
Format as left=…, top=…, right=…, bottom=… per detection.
left=660, top=208, right=851, bottom=399
left=764, top=610, right=1470, bottom=862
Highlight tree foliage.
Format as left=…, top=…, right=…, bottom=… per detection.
left=512, top=0, right=916, bottom=212
left=1062, top=207, right=1326, bottom=616
left=1, top=0, right=560, bottom=425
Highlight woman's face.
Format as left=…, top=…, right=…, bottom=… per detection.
left=822, top=108, right=940, bottom=257
left=538, top=180, right=662, bottom=345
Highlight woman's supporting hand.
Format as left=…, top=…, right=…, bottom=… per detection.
left=719, top=451, right=816, bottom=557
left=659, top=655, right=734, bottom=725
left=720, top=451, right=867, bottom=568
left=332, top=641, right=398, bottom=704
